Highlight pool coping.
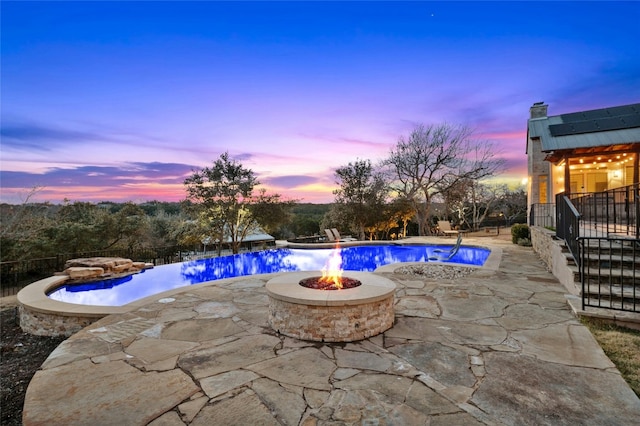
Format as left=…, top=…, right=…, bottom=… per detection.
left=17, top=239, right=502, bottom=328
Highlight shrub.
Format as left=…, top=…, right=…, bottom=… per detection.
left=517, top=238, right=532, bottom=247
left=511, top=224, right=530, bottom=244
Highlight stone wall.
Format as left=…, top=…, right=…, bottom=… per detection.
left=19, top=305, right=102, bottom=337
left=528, top=137, right=552, bottom=205
left=530, top=226, right=579, bottom=295
left=17, top=257, right=152, bottom=336
left=268, top=296, right=394, bottom=342
left=531, top=226, right=554, bottom=269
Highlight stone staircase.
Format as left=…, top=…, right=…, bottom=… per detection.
left=563, top=239, right=640, bottom=311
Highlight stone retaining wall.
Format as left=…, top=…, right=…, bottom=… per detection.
left=531, top=226, right=554, bottom=269
left=530, top=226, right=579, bottom=295
left=17, top=274, right=125, bottom=337
left=18, top=304, right=101, bottom=337
left=17, top=257, right=152, bottom=336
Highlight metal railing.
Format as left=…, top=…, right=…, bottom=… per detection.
left=0, top=242, right=277, bottom=298
left=568, top=183, right=639, bottom=239
left=1, top=246, right=186, bottom=297
left=579, top=237, right=639, bottom=313
left=556, top=193, right=582, bottom=263
left=529, top=203, right=556, bottom=228
left=552, top=185, right=639, bottom=313
left=0, top=256, right=63, bottom=297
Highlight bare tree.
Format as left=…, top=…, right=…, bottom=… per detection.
left=453, top=182, right=506, bottom=231
left=383, top=123, right=504, bottom=235
left=496, top=188, right=528, bottom=225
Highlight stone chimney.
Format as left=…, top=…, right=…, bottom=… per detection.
left=529, top=102, right=548, bottom=119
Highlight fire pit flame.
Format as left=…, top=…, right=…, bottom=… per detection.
left=320, top=244, right=343, bottom=289
left=298, top=242, right=362, bottom=290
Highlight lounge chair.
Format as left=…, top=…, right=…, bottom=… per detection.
left=324, top=228, right=357, bottom=242
left=325, top=229, right=337, bottom=242
left=437, top=221, right=460, bottom=237
left=331, top=228, right=357, bottom=242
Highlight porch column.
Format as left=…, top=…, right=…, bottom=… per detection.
left=564, top=155, right=571, bottom=195
left=634, top=148, right=639, bottom=185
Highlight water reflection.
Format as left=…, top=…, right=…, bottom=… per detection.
left=48, top=244, right=490, bottom=307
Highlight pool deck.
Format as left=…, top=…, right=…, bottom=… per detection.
left=21, top=236, right=640, bottom=425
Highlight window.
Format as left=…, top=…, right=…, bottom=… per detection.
left=539, top=175, right=548, bottom=203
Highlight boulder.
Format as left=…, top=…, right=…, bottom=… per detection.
left=132, top=262, right=150, bottom=270
left=61, top=257, right=153, bottom=282
left=112, top=261, right=134, bottom=273
left=65, top=267, right=105, bottom=280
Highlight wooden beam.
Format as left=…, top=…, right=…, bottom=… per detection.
left=634, top=146, right=639, bottom=185
left=564, top=155, right=571, bottom=195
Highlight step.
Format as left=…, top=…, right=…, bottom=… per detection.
left=581, top=253, right=640, bottom=269
left=582, top=296, right=640, bottom=312
left=580, top=241, right=639, bottom=255
left=582, top=281, right=640, bottom=307
left=583, top=266, right=639, bottom=284
left=569, top=265, right=639, bottom=285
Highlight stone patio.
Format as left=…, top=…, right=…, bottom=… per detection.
left=22, top=237, right=640, bottom=425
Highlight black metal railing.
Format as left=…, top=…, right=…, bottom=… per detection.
left=556, top=193, right=582, bottom=263
left=529, top=203, right=556, bottom=228
left=579, top=237, right=639, bottom=313
left=568, top=183, right=639, bottom=239
left=552, top=185, right=639, bottom=313
left=63, top=246, right=187, bottom=266
left=0, top=256, right=64, bottom=297
left=0, top=241, right=278, bottom=298
left=0, top=246, right=186, bottom=297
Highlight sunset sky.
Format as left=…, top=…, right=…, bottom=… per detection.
left=2, top=1, right=639, bottom=204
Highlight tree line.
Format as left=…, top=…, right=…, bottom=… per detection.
left=1, top=123, right=527, bottom=262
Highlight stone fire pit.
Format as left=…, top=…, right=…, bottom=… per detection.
left=266, top=271, right=396, bottom=342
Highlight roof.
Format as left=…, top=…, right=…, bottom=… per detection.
left=220, top=227, right=275, bottom=244
left=528, top=102, right=640, bottom=154
left=234, top=232, right=275, bottom=243
left=202, top=226, right=275, bottom=245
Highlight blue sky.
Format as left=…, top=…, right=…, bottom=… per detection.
left=2, top=1, right=639, bottom=203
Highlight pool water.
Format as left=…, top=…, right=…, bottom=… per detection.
left=48, top=244, right=490, bottom=307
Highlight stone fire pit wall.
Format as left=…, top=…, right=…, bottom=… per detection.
left=266, top=271, right=396, bottom=342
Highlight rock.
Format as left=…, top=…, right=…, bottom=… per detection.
left=60, top=257, right=152, bottom=281
left=394, top=264, right=475, bottom=280
left=65, top=267, right=104, bottom=279
left=112, top=261, right=134, bottom=273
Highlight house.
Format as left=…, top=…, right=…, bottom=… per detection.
left=525, top=102, right=640, bottom=315
left=526, top=102, right=640, bottom=209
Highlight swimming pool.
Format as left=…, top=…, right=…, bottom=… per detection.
left=48, top=244, right=490, bottom=307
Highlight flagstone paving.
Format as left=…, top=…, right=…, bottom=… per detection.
left=22, top=238, right=640, bottom=425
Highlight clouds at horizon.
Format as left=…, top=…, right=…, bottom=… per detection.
left=2, top=1, right=639, bottom=204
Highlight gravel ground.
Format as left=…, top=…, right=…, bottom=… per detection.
left=394, top=263, right=475, bottom=280
left=1, top=306, right=65, bottom=426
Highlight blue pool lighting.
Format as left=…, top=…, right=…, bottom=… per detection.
left=48, top=244, right=490, bottom=307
